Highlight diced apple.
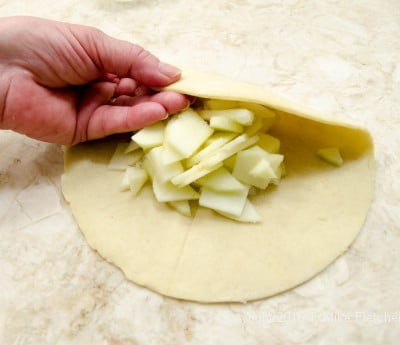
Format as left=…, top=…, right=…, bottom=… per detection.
left=168, top=200, right=191, bottom=217
left=223, top=154, right=237, bottom=170
left=245, top=116, right=263, bottom=136
left=172, top=134, right=259, bottom=187
left=162, top=143, right=184, bottom=164
left=249, top=159, right=276, bottom=179
left=171, top=162, right=223, bottom=188
left=199, top=185, right=249, bottom=217
left=209, top=116, right=243, bottom=133
left=186, top=133, right=236, bottom=167
left=238, top=102, right=276, bottom=118
left=120, top=170, right=130, bottom=191
left=124, top=141, right=140, bottom=153
left=108, top=143, right=143, bottom=170
left=201, top=134, right=259, bottom=168
left=203, top=99, right=238, bottom=110
left=200, top=109, right=254, bottom=125
left=131, top=122, right=165, bottom=150
left=125, top=166, right=148, bottom=195
left=143, top=146, right=183, bottom=183
left=233, top=146, right=280, bottom=189
left=152, top=178, right=199, bottom=202
left=217, top=199, right=262, bottom=223
left=196, top=167, right=245, bottom=193
left=257, top=133, right=280, bottom=153
left=164, top=109, right=213, bottom=158
left=317, top=147, right=343, bottom=167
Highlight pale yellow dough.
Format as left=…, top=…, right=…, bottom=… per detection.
left=62, top=70, right=375, bottom=303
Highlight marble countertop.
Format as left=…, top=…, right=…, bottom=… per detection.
left=1, top=0, right=400, bottom=344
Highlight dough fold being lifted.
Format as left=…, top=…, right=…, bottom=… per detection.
left=62, top=70, right=375, bottom=303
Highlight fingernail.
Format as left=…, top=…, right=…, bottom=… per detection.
left=183, top=100, right=191, bottom=110
left=159, top=62, right=181, bottom=79
left=161, top=113, right=169, bottom=120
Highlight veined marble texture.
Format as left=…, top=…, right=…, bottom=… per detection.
left=0, top=0, right=399, bottom=344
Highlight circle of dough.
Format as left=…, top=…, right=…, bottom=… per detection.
left=62, top=70, right=375, bottom=303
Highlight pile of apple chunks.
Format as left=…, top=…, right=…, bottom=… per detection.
left=108, top=99, right=285, bottom=223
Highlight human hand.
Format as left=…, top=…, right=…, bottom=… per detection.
left=0, top=16, right=188, bottom=145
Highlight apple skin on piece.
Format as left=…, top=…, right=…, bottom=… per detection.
left=164, top=109, right=214, bottom=159
left=131, top=122, right=165, bottom=151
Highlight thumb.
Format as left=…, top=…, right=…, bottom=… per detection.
left=71, top=25, right=181, bottom=87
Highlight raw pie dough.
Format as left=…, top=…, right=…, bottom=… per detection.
left=62, top=70, right=375, bottom=303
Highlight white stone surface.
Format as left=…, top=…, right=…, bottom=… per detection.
left=1, top=0, right=400, bottom=344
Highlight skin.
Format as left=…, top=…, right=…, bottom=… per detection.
left=0, top=16, right=188, bottom=145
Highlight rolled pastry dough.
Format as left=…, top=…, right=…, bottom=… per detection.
left=62, top=70, right=375, bottom=303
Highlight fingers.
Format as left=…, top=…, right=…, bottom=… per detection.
left=71, top=25, right=181, bottom=87
left=85, top=91, right=188, bottom=140
left=86, top=102, right=168, bottom=141
left=113, top=91, right=188, bottom=114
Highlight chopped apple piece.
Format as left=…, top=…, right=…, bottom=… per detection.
left=131, top=122, right=165, bottom=151
left=124, top=141, right=140, bottom=153
left=196, top=167, right=245, bottom=193
left=317, top=147, right=343, bottom=167
left=162, top=143, right=184, bottom=164
left=233, top=146, right=282, bottom=189
left=168, top=200, right=191, bottom=217
left=257, top=133, right=280, bottom=153
left=238, top=102, right=276, bottom=118
left=203, top=99, right=238, bottom=110
left=199, top=185, right=249, bottom=217
left=126, top=166, right=148, bottom=195
left=171, top=162, right=223, bottom=188
left=223, top=154, right=237, bottom=170
left=143, top=146, right=183, bottom=183
left=201, top=134, right=259, bottom=167
left=172, top=134, right=259, bottom=187
left=108, top=143, right=143, bottom=170
left=152, top=178, right=199, bottom=202
left=186, top=133, right=236, bottom=167
left=200, top=109, right=254, bottom=125
left=209, top=116, right=243, bottom=133
left=165, top=109, right=213, bottom=158
left=245, top=116, right=263, bottom=136
left=249, top=159, right=276, bottom=179
left=120, top=170, right=130, bottom=191
left=217, top=199, right=262, bottom=223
